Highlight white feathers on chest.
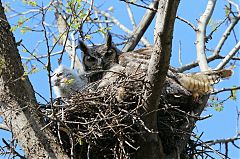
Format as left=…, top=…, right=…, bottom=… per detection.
left=51, top=65, right=87, bottom=98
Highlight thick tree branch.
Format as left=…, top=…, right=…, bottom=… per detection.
left=0, top=2, right=69, bottom=158
left=196, top=0, right=216, bottom=71
left=136, top=1, right=180, bottom=159
left=122, top=1, right=159, bottom=52
left=176, top=54, right=217, bottom=72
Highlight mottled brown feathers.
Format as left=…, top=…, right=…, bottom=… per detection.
left=177, top=69, right=233, bottom=99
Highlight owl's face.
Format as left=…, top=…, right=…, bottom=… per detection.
left=79, top=33, right=120, bottom=82
left=52, top=65, right=75, bottom=87
left=51, top=65, right=86, bottom=97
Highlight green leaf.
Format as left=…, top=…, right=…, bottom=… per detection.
left=230, top=86, right=237, bottom=101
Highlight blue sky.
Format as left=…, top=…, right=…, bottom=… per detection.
left=1, top=0, right=239, bottom=158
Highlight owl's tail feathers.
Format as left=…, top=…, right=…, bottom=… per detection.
left=215, top=69, right=233, bottom=79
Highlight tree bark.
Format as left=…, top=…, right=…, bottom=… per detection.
left=136, top=1, right=180, bottom=158
left=0, top=2, right=69, bottom=158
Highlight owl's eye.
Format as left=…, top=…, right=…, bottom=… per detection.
left=105, top=50, right=113, bottom=57
left=86, top=56, right=96, bottom=62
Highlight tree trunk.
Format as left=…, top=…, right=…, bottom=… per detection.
left=0, top=2, right=69, bottom=158
left=136, top=0, right=180, bottom=158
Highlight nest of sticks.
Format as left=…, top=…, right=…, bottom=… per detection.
left=50, top=74, right=150, bottom=158
left=44, top=71, right=198, bottom=158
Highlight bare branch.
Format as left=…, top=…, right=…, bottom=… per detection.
left=196, top=0, right=216, bottom=71
left=227, top=0, right=240, bottom=13
left=126, top=3, right=137, bottom=29
left=212, top=86, right=240, bottom=95
left=176, top=15, right=197, bottom=31
left=176, top=54, right=217, bottom=72
left=122, top=1, right=158, bottom=52
left=215, top=40, right=240, bottom=70
left=213, top=16, right=240, bottom=56
left=91, top=4, right=151, bottom=46
left=70, top=31, right=77, bottom=70
left=21, top=51, right=63, bottom=60
left=54, top=8, right=85, bottom=74
left=119, top=0, right=158, bottom=11
left=178, top=40, right=183, bottom=66
left=206, top=136, right=240, bottom=146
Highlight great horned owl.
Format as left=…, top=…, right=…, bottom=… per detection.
left=79, top=32, right=233, bottom=100
left=51, top=65, right=87, bottom=98
left=79, top=33, right=121, bottom=82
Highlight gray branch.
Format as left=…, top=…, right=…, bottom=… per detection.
left=136, top=1, right=180, bottom=158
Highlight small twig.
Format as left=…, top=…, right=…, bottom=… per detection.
left=178, top=40, right=183, bottom=66
left=41, top=7, right=54, bottom=113
left=227, top=0, right=240, bottom=14
left=206, top=136, right=240, bottom=146
left=211, top=86, right=240, bottom=95
left=2, top=138, right=26, bottom=159
left=21, top=51, right=62, bottom=60
left=21, top=44, right=47, bottom=69
left=176, top=16, right=197, bottom=31
left=206, top=17, right=228, bottom=42
left=192, top=134, right=226, bottom=159
left=70, top=31, right=77, bottom=70
left=119, top=0, right=157, bottom=11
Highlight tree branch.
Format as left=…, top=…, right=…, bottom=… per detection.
left=91, top=4, right=151, bottom=46
left=136, top=1, right=180, bottom=158
left=54, top=6, right=85, bottom=74
left=122, top=0, right=159, bottom=52
left=196, top=0, right=216, bottom=71
left=0, top=2, right=69, bottom=157
left=212, top=86, right=240, bottom=95
left=176, top=15, right=197, bottom=31
left=125, top=3, right=137, bottom=29
left=215, top=40, right=240, bottom=70
left=213, top=16, right=240, bottom=56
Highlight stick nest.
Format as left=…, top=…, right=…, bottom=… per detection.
left=42, top=71, right=197, bottom=158
left=52, top=75, right=149, bottom=158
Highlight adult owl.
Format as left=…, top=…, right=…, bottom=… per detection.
left=79, top=33, right=233, bottom=98
left=51, top=65, right=87, bottom=98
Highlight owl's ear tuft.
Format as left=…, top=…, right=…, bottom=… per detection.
left=79, top=40, right=89, bottom=55
left=106, top=32, right=112, bottom=50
